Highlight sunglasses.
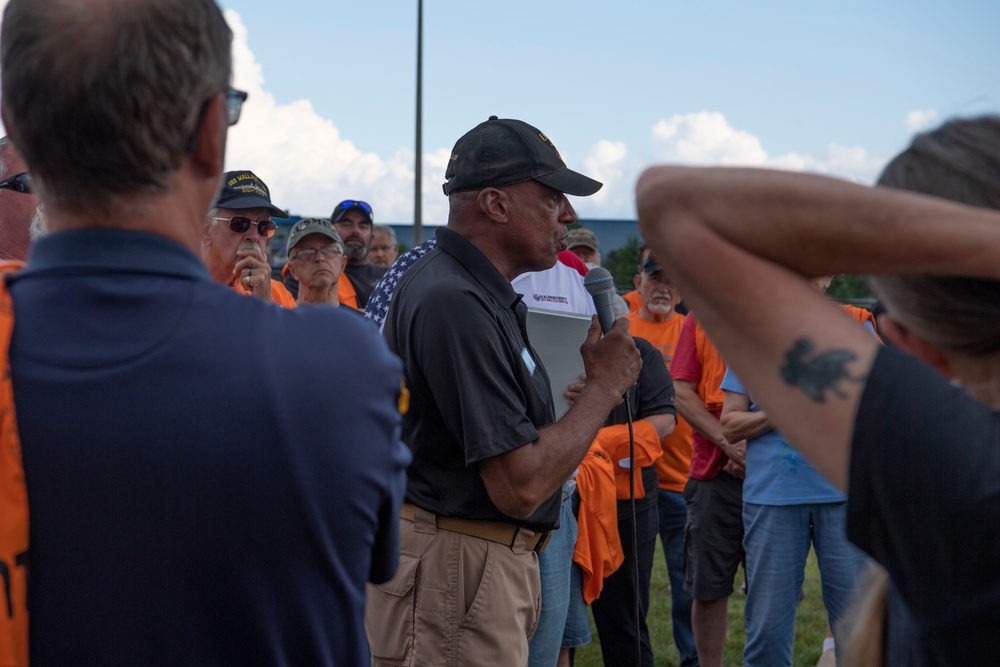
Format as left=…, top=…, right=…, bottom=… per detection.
left=0, top=172, right=32, bottom=194
left=292, top=246, right=343, bottom=262
left=211, top=216, right=277, bottom=238
left=333, top=200, right=374, bottom=219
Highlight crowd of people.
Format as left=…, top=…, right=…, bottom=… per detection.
left=0, top=1, right=998, bottom=666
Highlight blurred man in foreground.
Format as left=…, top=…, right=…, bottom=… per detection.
left=0, top=0, right=410, bottom=664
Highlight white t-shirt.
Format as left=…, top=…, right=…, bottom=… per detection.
left=512, top=262, right=597, bottom=317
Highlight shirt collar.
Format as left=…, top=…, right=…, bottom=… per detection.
left=18, top=229, right=210, bottom=281
left=434, top=227, right=522, bottom=310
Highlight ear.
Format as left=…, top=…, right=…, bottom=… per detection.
left=633, top=273, right=642, bottom=291
left=287, top=261, right=300, bottom=282
left=190, top=92, right=227, bottom=179
left=877, top=314, right=953, bottom=376
left=476, top=188, right=509, bottom=223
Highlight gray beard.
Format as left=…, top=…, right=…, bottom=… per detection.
left=344, top=242, right=368, bottom=262
left=29, top=204, right=47, bottom=241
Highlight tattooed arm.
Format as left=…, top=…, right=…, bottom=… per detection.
left=633, top=168, right=1000, bottom=489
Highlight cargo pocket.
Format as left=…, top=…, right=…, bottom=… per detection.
left=366, top=552, right=419, bottom=666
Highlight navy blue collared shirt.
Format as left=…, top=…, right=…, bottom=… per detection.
left=10, top=229, right=410, bottom=666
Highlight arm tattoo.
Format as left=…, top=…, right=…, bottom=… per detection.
left=780, top=337, right=865, bottom=403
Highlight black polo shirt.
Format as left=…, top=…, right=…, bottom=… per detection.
left=385, top=227, right=560, bottom=531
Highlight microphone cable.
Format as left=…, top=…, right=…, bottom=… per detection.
left=624, top=392, right=641, bottom=667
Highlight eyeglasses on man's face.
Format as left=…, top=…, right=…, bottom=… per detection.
left=0, top=172, right=32, bottom=194
left=292, top=246, right=343, bottom=262
left=187, top=88, right=249, bottom=153
left=210, top=215, right=276, bottom=238
left=225, top=89, right=248, bottom=126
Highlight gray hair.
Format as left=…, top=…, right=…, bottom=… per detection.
left=372, top=224, right=397, bottom=244
left=0, top=0, right=232, bottom=213
left=868, top=115, right=1000, bottom=355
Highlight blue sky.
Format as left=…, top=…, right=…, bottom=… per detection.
left=8, top=0, right=999, bottom=224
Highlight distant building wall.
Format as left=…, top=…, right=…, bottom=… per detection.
left=269, top=217, right=641, bottom=272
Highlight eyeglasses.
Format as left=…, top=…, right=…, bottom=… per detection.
left=0, top=172, right=32, bottom=194
left=187, top=88, right=249, bottom=153
left=292, top=246, right=343, bottom=262
left=225, top=89, right=248, bottom=126
left=210, top=216, right=277, bottom=238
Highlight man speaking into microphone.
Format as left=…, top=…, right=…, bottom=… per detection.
left=368, top=117, right=641, bottom=666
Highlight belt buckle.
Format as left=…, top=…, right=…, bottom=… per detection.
left=533, top=531, right=552, bottom=554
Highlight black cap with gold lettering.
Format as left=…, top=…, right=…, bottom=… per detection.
left=442, top=116, right=602, bottom=197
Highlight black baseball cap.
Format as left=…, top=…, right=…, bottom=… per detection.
left=442, top=116, right=602, bottom=197
left=215, top=170, right=288, bottom=218
left=642, top=254, right=662, bottom=274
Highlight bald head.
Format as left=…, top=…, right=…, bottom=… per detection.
left=0, top=0, right=232, bottom=214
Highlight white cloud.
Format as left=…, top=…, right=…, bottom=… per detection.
left=652, top=112, right=769, bottom=165
left=580, top=140, right=628, bottom=212
left=903, top=108, right=940, bottom=133
left=572, top=112, right=885, bottom=219
left=648, top=111, right=884, bottom=184
left=224, top=10, right=437, bottom=223
left=770, top=144, right=885, bottom=183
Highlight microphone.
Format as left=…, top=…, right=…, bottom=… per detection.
left=584, top=266, right=616, bottom=334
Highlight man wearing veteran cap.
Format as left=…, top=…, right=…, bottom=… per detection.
left=203, top=169, right=296, bottom=307
left=368, top=117, right=642, bottom=666
left=285, top=217, right=351, bottom=307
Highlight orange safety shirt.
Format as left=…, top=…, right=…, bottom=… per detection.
left=572, top=443, right=622, bottom=605
left=0, top=261, right=27, bottom=667
left=625, top=312, right=693, bottom=492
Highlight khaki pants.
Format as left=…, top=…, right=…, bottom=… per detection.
left=365, top=507, right=542, bottom=667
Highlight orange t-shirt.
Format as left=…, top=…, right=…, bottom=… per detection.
left=622, top=290, right=642, bottom=313
left=842, top=304, right=881, bottom=343
left=572, top=443, right=622, bottom=604
left=231, top=278, right=298, bottom=308
left=595, top=420, right=663, bottom=500
left=337, top=274, right=359, bottom=311
left=625, top=312, right=694, bottom=492
left=0, top=260, right=27, bottom=667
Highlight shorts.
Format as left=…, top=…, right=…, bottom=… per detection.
left=682, top=473, right=744, bottom=601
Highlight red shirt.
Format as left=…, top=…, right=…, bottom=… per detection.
left=670, top=313, right=729, bottom=480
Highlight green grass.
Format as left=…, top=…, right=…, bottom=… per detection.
left=574, top=543, right=829, bottom=667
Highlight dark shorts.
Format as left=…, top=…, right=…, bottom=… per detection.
left=682, top=473, right=745, bottom=601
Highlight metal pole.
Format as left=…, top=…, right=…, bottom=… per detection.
left=413, top=0, right=423, bottom=244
